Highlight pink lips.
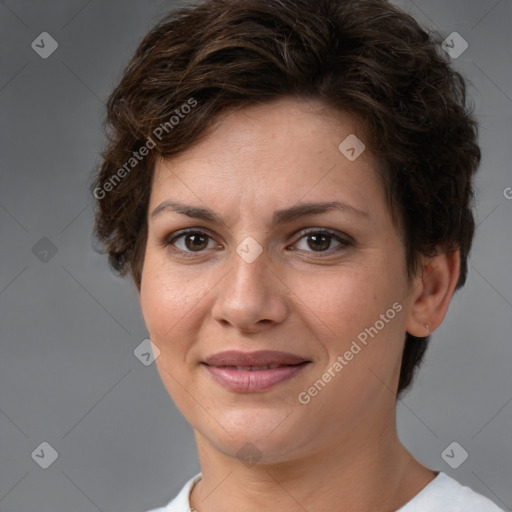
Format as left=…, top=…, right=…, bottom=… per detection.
left=202, top=350, right=310, bottom=392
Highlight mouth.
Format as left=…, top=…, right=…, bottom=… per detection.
left=214, top=364, right=294, bottom=371
left=201, top=350, right=311, bottom=392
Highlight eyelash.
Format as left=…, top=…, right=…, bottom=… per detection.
left=163, top=228, right=352, bottom=257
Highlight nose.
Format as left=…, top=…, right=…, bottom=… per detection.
left=211, top=247, right=289, bottom=334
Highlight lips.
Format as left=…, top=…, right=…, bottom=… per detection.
left=202, top=350, right=311, bottom=392
left=203, top=350, right=308, bottom=367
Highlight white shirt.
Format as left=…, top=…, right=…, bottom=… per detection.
left=146, top=471, right=505, bottom=511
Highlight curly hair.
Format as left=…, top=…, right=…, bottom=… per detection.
left=92, top=0, right=481, bottom=396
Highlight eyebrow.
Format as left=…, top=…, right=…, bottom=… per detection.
left=150, top=200, right=369, bottom=227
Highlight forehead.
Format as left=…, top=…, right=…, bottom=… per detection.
left=149, top=97, right=385, bottom=221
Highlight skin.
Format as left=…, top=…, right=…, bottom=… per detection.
left=139, top=98, right=460, bottom=512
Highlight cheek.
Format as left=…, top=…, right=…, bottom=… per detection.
left=139, top=261, right=205, bottom=406
left=139, top=257, right=199, bottom=350
left=291, top=262, right=406, bottom=378
left=288, top=264, right=394, bottom=333
left=301, top=271, right=405, bottom=410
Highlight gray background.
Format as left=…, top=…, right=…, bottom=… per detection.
left=0, top=0, right=511, bottom=511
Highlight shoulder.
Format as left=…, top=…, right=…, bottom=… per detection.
left=145, top=473, right=202, bottom=512
left=398, top=472, right=506, bottom=512
left=144, top=471, right=505, bottom=512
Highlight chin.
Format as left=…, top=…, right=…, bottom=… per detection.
left=195, top=405, right=313, bottom=465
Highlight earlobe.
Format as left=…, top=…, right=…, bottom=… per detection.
left=406, top=249, right=460, bottom=337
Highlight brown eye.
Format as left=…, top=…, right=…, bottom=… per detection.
left=169, top=231, right=215, bottom=252
left=184, top=233, right=209, bottom=251
left=306, top=233, right=331, bottom=251
left=293, top=229, right=351, bottom=254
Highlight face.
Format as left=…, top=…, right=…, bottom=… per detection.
left=139, top=98, right=416, bottom=463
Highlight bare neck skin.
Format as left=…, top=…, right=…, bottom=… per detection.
left=190, top=404, right=436, bottom=512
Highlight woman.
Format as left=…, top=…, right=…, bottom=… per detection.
left=92, top=0, right=504, bottom=510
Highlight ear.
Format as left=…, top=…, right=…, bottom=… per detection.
left=406, top=249, right=460, bottom=337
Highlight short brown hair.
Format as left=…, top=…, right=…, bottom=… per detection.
left=92, top=0, right=481, bottom=396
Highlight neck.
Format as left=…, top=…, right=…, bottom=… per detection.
left=189, top=418, right=435, bottom=512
